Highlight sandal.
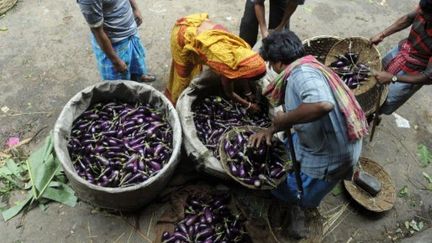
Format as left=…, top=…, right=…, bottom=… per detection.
left=140, top=74, right=157, bottom=83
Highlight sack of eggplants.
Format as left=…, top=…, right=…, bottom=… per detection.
left=176, top=70, right=271, bottom=180
left=53, top=81, right=182, bottom=210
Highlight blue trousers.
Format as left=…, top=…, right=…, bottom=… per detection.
left=379, top=45, right=423, bottom=115
left=271, top=134, right=340, bottom=208
left=91, top=34, right=148, bottom=81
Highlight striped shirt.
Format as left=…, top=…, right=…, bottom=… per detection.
left=77, top=0, right=137, bottom=43
left=402, top=7, right=432, bottom=77
left=284, top=65, right=362, bottom=180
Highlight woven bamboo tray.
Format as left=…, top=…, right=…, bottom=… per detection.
left=344, top=157, right=396, bottom=212
left=0, top=0, right=17, bottom=15
left=325, top=37, right=388, bottom=115
left=303, top=35, right=342, bottom=63
left=218, top=126, right=291, bottom=190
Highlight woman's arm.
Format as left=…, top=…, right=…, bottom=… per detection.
left=221, top=76, right=261, bottom=112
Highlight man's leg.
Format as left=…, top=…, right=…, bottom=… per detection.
left=91, top=36, right=131, bottom=80
left=129, top=34, right=156, bottom=83
left=269, top=0, right=304, bottom=30
left=239, top=0, right=260, bottom=47
left=379, top=77, right=423, bottom=115
left=379, top=46, right=423, bottom=115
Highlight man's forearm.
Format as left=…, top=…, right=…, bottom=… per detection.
left=129, top=0, right=139, bottom=11
left=397, top=73, right=431, bottom=84
left=254, top=4, right=267, bottom=33
left=381, top=12, right=416, bottom=38
left=91, top=27, right=120, bottom=62
left=272, top=102, right=334, bottom=133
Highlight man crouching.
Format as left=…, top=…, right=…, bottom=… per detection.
left=249, top=31, right=367, bottom=238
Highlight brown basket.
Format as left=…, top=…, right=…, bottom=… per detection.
left=303, top=35, right=343, bottom=63
left=0, top=0, right=17, bottom=15
left=218, top=126, right=291, bottom=190
left=325, top=37, right=388, bottom=115
left=344, top=157, right=396, bottom=212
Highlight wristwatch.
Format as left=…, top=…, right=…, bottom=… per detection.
left=391, top=75, right=398, bottom=83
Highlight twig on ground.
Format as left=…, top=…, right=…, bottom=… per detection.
left=113, top=232, right=126, bottom=243
left=0, top=111, right=51, bottom=118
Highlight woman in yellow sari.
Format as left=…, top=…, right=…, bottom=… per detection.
left=165, top=13, right=267, bottom=112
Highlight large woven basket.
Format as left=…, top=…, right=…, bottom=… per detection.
left=344, top=157, right=396, bottom=212
left=219, top=126, right=290, bottom=190
left=325, top=37, right=388, bottom=115
left=0, top=0, right=17, bottom=15
left=303, top=35, right=342, bottom=63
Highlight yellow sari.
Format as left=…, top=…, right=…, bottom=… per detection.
left=165, top=13, right=266, bottom=104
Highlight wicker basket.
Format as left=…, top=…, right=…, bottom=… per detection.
left=344, top=157, right=396, bottom=212
left=325, top=37, right=388, bottom=115
left=218, top=126, right=290, bottom=190
left=0, top=0, right=17, bottom=15
left=303, top=35, right=342, bottom=63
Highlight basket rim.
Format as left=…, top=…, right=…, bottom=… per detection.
left=324, top=36, right=382, bottom=96
left=344, top=157, right=396, bottom=212
left=218, top=126, right=290, bottom=190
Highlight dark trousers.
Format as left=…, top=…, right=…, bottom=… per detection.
left=239, top=0, right=289, bottom=47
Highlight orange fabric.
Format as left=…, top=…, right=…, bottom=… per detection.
left=166, top=13, right=266, bottom=104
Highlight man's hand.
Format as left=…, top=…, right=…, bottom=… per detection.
left=370, top=33, right=385, bottom=46
left=248, top=127, right=275, bottom=148
left=373, top=71, right=393, bottom=84
left=133, top=9, right=143, bottom=26
left=112, top=58, right=128, bottom=73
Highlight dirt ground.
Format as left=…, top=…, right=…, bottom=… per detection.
left=1, top=0, right=432, bottom=242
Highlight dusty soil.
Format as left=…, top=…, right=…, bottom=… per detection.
left=1, top=0, right=432, bottom=242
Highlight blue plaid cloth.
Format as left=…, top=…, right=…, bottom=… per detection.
left=284, top=65, right=362, bottom=180
left=91, top=34, right=148, bottom=81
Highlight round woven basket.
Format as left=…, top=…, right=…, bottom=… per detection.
left=344, top=157, right=396, bottom=212
left=218, top=126, right=290, bottom=190
left=325, top=37, right=388, bottom=115
left=303, top=35, right=343, bottom=63
left=0, top=0, right=17, bottom=15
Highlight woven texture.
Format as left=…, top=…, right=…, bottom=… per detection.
left=218, top=126, right=290, bottom=190
left=344, top=157, right=396, bottom=212
left=0, top=0, right=17, bottom=15
left=303, top=35, right=342, bottom=63
left=325, top=37, right=388, bottom=115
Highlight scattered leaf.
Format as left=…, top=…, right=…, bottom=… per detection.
left=1, top=194, right=32, bottom=221
left=398, top=186, right=409, bottom=198
left=417, top=144, right=432, bottom=167
left=331, top=183, right=343, bottom=196
left=405, top=221, right=410, bottom=229
left=0, top=27, right=7, bottom=32
left=423, top=172, right=432, bottom=184
left=410, top=220, right=420, bottom=231
left=5, top=159, right=21, bottom=178
left=42, top=182, right=77, bottom=207
left=418, top=221, right=424, bottom=231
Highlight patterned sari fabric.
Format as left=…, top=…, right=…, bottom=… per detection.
left=165, top=13, right=266, bottom=104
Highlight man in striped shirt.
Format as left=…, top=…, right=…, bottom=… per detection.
left=370, top=0, right=432, bottom=115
